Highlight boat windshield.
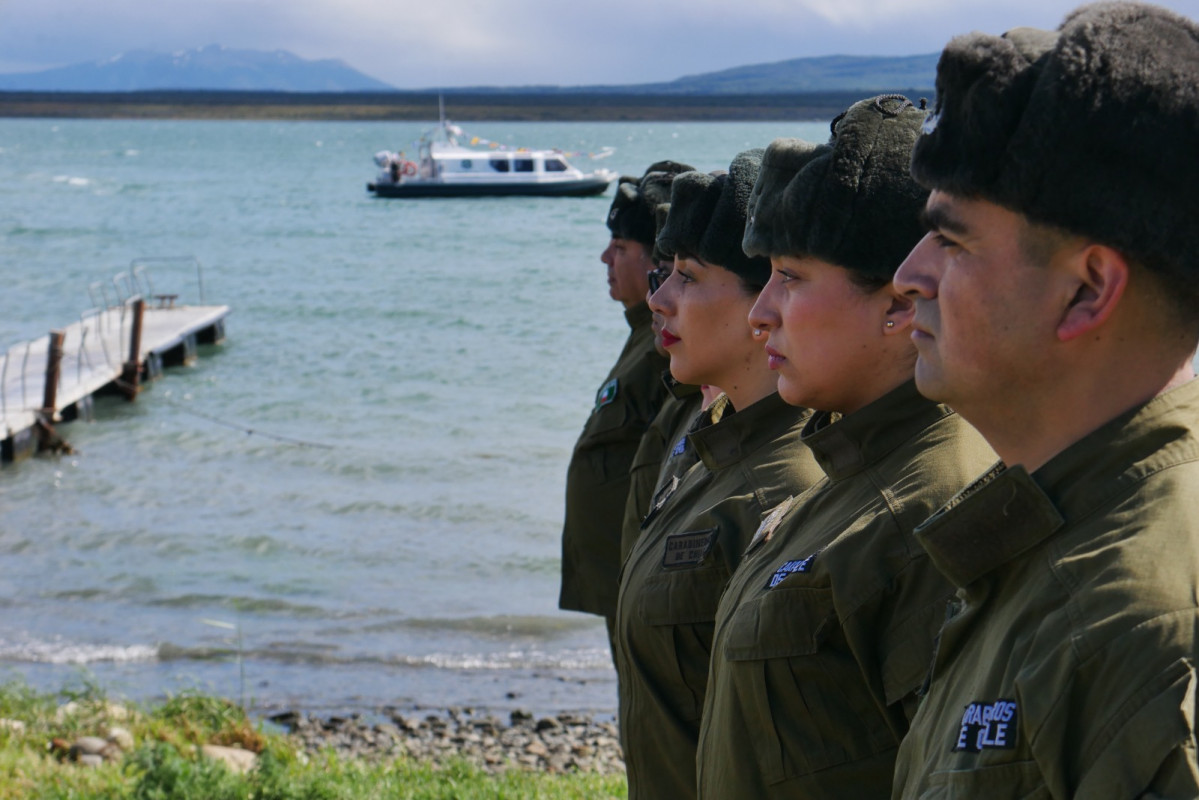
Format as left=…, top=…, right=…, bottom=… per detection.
left=545, top=158, right=568, bottom=172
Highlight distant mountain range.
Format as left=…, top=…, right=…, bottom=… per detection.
left=0, top=45, right=394, bottom=92
left=0, top=46, right=937, bottom=94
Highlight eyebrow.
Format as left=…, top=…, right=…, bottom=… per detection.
left=919, top=202, right=970, bottom=237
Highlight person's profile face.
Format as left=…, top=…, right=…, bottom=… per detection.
left=894, top=191, right=1065, bottom=420
left=602, top=237, right=652, bottom=308
left=749, top=255, right=888, bottom=413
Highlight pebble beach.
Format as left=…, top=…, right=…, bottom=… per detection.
left=276, top=707, right=624, bottom=774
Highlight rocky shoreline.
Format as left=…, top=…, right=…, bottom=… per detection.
left=269, top=707, right=626, bottom=775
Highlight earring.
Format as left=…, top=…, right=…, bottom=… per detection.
left=753, top=328, right=763, bottom=337
left=885, top=320, right=895, bottom=328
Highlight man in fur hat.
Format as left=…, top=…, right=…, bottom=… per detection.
left=559, top=161, right=691, bottom=660
left=894, top=3, right=1199, bottom=796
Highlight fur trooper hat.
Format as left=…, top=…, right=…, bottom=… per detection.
left=607, top=160, right=695, bottom=248
left=742, top=138, right=829, bottom=258
left=912, top=2, right=1199, bottom=280
left=744, top=95, right=929, bottom=278
left=657, top=149, right=772, bottom=286
left=652, top=203, right=672, bottom=265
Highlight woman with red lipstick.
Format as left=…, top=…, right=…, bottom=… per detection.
left=620, top=205, right=711, bottom=564
left=613, top=149, right=825, bottom=800
left=694, top=96, right=996, bottom=800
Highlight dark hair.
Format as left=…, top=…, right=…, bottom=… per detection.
left=845, top=268, right=892, bottom=295
left=1020, top=219, right=1199, bottom=344
left=1132, top=258, right=1199, bottom=344
left=674, top=248, right=765, bottom=296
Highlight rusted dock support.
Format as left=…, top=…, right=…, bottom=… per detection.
left=0, top=276, right=229, bottom=465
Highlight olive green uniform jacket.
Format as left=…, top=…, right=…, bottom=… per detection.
left=696, top=382, right=995, bottom=799
left=894, top=379, right=1199, bottom=799
left=619, top=374, right=704, bottom=563
left=615, top=392, right=823, bottom=800
left=559, top=302, right=670, bottom=618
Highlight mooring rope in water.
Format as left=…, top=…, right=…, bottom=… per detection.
left=112, top=377, right=337, bottom=450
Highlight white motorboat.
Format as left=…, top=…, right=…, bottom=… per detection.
left=368, top=113, right=617, bottom=199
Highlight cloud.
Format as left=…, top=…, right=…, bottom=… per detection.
left=0, top=0, right=1195, bottom=88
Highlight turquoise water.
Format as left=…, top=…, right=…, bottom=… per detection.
left=0, top=117, right=830, bottom=718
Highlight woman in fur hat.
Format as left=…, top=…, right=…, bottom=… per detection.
left=694, top=95, right=996, bottom=799
left=613, top=150, right=825, bottom=800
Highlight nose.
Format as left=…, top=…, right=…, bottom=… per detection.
left=894, top=234, right=939, bottom=299
left=748, top=272, right=782, bottom=333
left=600, top=242, right=614, bottom=266
left=648, top=268, right=678, bottom=316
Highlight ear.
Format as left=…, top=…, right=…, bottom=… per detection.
left=1057, top=245, right=1129, bottom=342
left=882, top=284, right=915, bottom=334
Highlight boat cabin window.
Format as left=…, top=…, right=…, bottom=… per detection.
left=489, top=158, right=510, bottom=173
left=514, top=158, right=534, bottom=172
left=545, top=157, right=568, bottom=172
left=460, top=159, right=474, bottom=169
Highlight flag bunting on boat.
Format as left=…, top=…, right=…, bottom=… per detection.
left=401, top=125, right=614, bottom=160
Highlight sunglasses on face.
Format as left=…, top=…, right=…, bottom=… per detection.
left=648, top=265, right=671, bottom=294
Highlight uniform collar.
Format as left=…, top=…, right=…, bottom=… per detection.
left=801, top=380, right=953, bottom=482
left=660, top=370, right=702, bottom=400
left=624, top=301, right=652, bottom=330
left=917, top=377, right=1199, bottom=589
left=690, top=392, right=809, bottom=471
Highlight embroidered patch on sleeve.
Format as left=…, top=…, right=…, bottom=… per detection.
left=594, top=378, right=619, bottom=411
left=662, top=528, right=718, bottom=569
left=767, top=552, right=818, bottom=588
left=954, top=700, right=1018, bottom=753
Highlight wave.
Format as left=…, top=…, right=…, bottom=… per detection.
left=0, top=637, right=157, bottom=665
left=2, top=633, right=610, bottom=671
left=362, top=614, right=593, bottom=638
left=51, top=175, right=92, bottom=188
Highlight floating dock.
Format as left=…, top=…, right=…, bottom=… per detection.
left=0, top=260, right=229, bottom=464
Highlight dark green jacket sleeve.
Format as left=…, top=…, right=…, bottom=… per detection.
left=559, top=303, right=669, bottom=617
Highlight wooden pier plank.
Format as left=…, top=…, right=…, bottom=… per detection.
left=0, top=304, right=229, bottom=440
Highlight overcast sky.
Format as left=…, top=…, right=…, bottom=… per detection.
left=1, top=0, right=1196, bottom=88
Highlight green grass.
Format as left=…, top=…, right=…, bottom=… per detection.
left=0, top=681, right=627, bottom=800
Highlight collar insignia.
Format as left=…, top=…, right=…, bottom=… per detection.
left=748, top=495, right=796, bottom=551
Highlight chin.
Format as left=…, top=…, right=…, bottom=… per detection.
left=775, top=376, right=808, bottom=408
left=668, top=356, right=701, bottom=387
left=913, top=362, right=950, bottom=404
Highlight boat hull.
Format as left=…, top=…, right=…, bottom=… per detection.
left=367, top=177, right=612, bottom=198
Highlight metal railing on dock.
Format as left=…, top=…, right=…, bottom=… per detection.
left=0, top=258, right=230, bottom=464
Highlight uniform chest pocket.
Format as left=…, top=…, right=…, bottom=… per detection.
left=924, top=759, right=1050, bottom=800
left=576, top=402, right=635, bottom=485
left=721, top=585, right=900, bottom=785
left=584, top=393, right=632, bottom=440
left=636, top=566, right=729, bottom=723
left=639, top=565, right=728, bottom=626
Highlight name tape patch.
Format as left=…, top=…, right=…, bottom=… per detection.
left=662, top=529, right=717, bottom=569
left=767, top=552, right=817, bottom=588
left=954, top=699, right=1018, bottom=753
